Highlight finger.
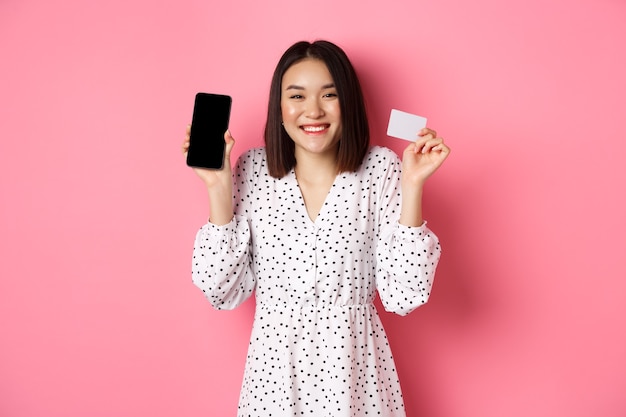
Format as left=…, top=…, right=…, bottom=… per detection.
left=420, top=138, right=445, bottom=153
left=418, top=127, right=437, bottom=138
left=412, top=136, right=439, bottom=153
left=224, top=129, right=235, bottom=143
left=223, top=129, right=236, bottom=158
left=430, top=144, right=447, bottom=153
left=429, top=142, right=451, bottom=158
left=411, top=137, right=428, bottom=154
left=182, top=125, right=191, bottom=154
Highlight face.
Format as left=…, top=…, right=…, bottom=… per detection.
left=281, top=58, right=342, bottom=159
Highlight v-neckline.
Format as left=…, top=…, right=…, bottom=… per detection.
left=291, top=169, right=340, bottom=225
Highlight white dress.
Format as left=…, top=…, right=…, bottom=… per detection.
left=192, top=146, right=441, bottom=417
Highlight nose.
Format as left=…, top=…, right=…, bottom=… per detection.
left=305, top=98, right=325, bottom=119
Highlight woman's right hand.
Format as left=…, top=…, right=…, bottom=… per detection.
left=182, top=125, right=236, bottom=225
left=182, top=125, right=235, bottom=188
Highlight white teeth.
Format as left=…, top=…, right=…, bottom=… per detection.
left=303, top=125, right=326, bottom=132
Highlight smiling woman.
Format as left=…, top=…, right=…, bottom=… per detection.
left=264, top=41, right=372, bottom=179
left=281, top=59, right=341, bottom=159
left=280, top=59, right=342, bottom=162
left=3, top=0, right=626, bottom=416
left=182, top=39, right=450, bottom=417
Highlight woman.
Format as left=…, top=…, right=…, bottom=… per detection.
left=183, top=40, right=450, bottom=417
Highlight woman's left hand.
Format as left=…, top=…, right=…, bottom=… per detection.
left=401, top=128, right=450, bottom=186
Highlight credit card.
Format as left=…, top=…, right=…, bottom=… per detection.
left=387, top=109, right=427, bottom=141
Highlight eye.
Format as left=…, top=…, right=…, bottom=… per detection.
left=323, top=92, right=338, bottom=99
left=289, top=94, right=304, bottom=99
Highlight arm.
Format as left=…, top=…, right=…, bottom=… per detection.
left=399, top=128, right=450, bottom=227
left=182, top=126, right=236, bottom=225
left=376, top=221, right=441, bottom=316
left=183, top=127, right=256, bottom=309
left=192, top=218, right=255, bottom=310
left=374, top=132, right=449, bottom=315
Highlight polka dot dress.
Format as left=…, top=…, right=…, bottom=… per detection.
left=192, top=146, right=441, bottom=417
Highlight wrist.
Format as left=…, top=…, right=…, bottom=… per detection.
left=399, top=184, right=424, bottom=227
left=206, top=184, right=234, bottom=226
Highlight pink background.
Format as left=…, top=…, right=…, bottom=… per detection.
left=1, top=0, right=625, bottom=416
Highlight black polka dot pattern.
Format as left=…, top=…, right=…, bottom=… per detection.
left=192, top=146, right=441, bottom=416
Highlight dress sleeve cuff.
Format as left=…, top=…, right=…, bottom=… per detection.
left=395, top=220, right=431, bottom=242
left=205, top=216, right=237, bottom=234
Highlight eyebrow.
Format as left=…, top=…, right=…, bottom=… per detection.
left=285, top=83, right=336, bottom=91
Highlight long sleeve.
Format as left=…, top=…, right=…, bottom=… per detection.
left=191, top=151, right=260, bottom=310
left=376, top=222, right=441, bottom=315
left=373, top=148, right=442, bottom=316
left=192, top=217, right=255, bottom=309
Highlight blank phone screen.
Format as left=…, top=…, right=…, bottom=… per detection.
left=186, top=93, right=231, bottom=169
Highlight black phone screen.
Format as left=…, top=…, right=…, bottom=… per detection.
left=186, top=93, right=232, bottom=169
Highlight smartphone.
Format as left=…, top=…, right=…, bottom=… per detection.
left=186, top=92, right=232, bottom=169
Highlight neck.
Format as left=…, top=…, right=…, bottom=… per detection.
left=295, top=158, right=337, bottom=184
left=294, top=150, right=338, bottom=183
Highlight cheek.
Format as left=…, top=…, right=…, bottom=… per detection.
left=331, top=102, right=342, bottom=117
left=281, top=102, right=297, bottom=120
left=280, top=101, right=293, bottom=114
left=322, top=101, right=341, bottom=119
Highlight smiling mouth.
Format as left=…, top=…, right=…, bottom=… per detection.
left=301, top=124, right=329, bottom=133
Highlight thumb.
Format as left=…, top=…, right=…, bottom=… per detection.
left=402, top=141, right=418, bottom=159
left=224, top=130, right=236, bottom=158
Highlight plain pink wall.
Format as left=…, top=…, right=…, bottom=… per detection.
left=1, top=0, right=625, bottom=416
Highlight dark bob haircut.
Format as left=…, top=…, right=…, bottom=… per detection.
left=264, top=40, right=370, bottom=178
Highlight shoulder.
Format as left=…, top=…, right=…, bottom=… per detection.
left=234, top=147, right=269, bottom=183
left=360, top=146, right=401, bottom=171
left=235, top=147, right=268, bottom=170
left=350, top=146, right=402, bottom=187
left=237, top=147, right=267, bottom=165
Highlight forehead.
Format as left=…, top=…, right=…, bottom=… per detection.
left=282, top=58, right=334, bottom=87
